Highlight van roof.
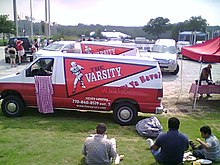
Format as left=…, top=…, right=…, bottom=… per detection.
left=53, top=40, right=77, bottom=44
left=39, top=52, right=158, bottom=63
left=155, top=39, right=176, bottom=46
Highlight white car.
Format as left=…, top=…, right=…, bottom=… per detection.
left=176, top=41, right=191, bottom=54
left=35, top=41, right=80, bottom=58
left=139, top=39, right=179, bottom=75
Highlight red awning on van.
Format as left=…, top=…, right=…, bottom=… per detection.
left=181, top=36, right=220, bottom=63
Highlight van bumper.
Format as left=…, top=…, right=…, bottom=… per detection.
left=160, top=63, right=178, bottom=73
left=156, top=104, right=164, bottom=114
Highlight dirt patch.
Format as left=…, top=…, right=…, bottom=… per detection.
left=161, top=60, right=220, bottom=115
left=162, top=93, right=220, bottom=116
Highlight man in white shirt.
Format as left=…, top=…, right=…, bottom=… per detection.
left=192, top=125, right=220, bottom=162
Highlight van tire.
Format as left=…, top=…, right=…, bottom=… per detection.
left=171, top=64, right=179, bottom=75
left=113, top=102, right=138, bottom=125
left=1, top=96, right=25, bottom=117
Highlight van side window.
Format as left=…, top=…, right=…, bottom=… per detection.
left=68, top=44, right=75, bottom=53
left=26, top=58, right=54, bottom=77
left=62, top=44, right=75, bottom=53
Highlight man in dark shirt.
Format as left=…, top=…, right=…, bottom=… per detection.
left=199, top=64, right=212, bottom=85
left=147, top=117, right=189, bottom=165
left=199, top=64, right=213, bottom=97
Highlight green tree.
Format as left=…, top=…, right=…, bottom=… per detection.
left=143, top=17, right=171, bottom=39
left=185, top=16, right=208, bottom=32
left=92, top=28, right=104, bottom=39
left=0, top=15, right=15, bottom=43
left=170, top=16, right=208, bottom=41
left=171, top=22, right=187, bottom=41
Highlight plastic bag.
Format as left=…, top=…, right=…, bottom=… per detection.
left=136, top=116, right=163, bottom=138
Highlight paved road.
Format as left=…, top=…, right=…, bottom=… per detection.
left=0, top=47, right=29, bottom=77
left=0, top=46, right=220, bottom=111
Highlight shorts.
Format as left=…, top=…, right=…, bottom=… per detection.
left=18, top=49, right=25, bottom=56
left=10, top=54, right=16, bottom=59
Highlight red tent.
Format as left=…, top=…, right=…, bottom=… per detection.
left=182, top=36, right=220, bottom=63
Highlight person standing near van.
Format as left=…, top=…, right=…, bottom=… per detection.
left=43, top=38, right=48, bottom=47
left=33, top=38, right=39, bottom=51
left=6, top=45, right=17, bottom=67
left=147, top=117, right=189, bottom=165
left=15, top=39, right=25, bottom=65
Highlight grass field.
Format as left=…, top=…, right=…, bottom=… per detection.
left=0, top=38, right=6, bottom=46
left=0, top=106, right=220, bottom=165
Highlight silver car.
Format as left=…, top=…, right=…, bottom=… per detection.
left=35, top=41, right=80, bottom=58
left=140, top=39, right=179, bottom=75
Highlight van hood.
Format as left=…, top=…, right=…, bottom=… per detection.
left=0, top=72, right=22, bottom=83
left=35, top=49, right=61, bottom=58
left=140, top=52, right=177, bottom=61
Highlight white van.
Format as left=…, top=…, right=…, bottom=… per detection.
left=139, top=39, right=179, bottom=75
left=0, top=54, right=163, bottom=125
left=36, top=41, right=137, bottom=58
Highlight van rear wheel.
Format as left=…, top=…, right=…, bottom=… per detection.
left=113, top=102, right=137, bottom=125
left=1, top=95, right=25, bottom=117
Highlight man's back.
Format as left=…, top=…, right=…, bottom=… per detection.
left=155, top=130, right=189, bottom=164
left=83, top=134, right=116, bottom=165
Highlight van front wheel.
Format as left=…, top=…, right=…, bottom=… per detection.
left=171, top=64, right=179, bottom=75
left=1, top=96, right=25, bottom=117
left=113, top=102, right=137, bottom=125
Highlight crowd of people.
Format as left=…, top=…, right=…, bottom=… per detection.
left=146, top=117, right=220, bottom=165
left=82, top=119, right=220, bottom=165
left=6, top=38, right=25, bottom=67
left=5, top=37, right=55, bottom=67
left=4, top=36, right=219, bottom=164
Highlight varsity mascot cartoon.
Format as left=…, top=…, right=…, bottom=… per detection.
left=84, top=45, right=92, bottom=54
left=70, top=61, right=86, bottom=93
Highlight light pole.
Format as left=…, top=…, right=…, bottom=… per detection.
left=45, top=0, right=48, bottom=37
left=48, top=0, right=51, bottom=38
left=30, top=0, right=34, bottom=42
left=23, top=29, right=25, bottom=37
left=13, top=0, right=18, bottom=37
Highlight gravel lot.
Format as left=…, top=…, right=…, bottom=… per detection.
left=0, top=46, right=220, bottom=114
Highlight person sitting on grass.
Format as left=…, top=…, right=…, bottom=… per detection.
left=82, top=123, right=123, bottom=165
left=190, top=125, right=220, bottom=162
left=147, top=117, right=189, bottom=165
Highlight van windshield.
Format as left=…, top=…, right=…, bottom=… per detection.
left=151, top=45, right=176, bottom=54
left=43, top=43, right=64, bottom=51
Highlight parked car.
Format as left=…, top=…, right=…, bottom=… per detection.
left=4, top=37, right=33, bottom=63
left=176, top=40, right=191, bottom=54
left=0, top=53, right=163, bottom=125
left=134, top=37, right=151, bottom=52
left=35, top=41, right=79, bottom=58
left=139, top=39, right=179, bottom=75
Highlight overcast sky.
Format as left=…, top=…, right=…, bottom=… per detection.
left=0, top=0, right=220, bottom=26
